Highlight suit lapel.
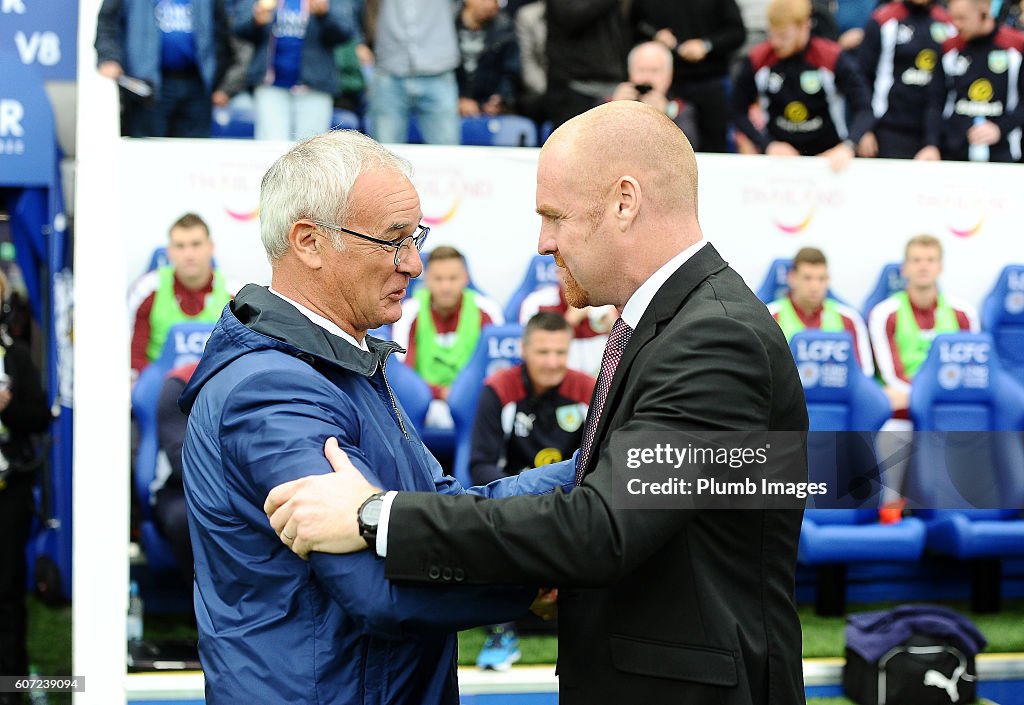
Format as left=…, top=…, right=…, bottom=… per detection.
left=582, top=244, right=730, bottom=476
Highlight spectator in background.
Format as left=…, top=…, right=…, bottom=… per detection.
left=95, top=0, right=233, bottom=137
left=732, top=0, right=872, bottom=171
left=767, top=247, right=873, bottom=376
left=153, top=361, right=199, bottom=584
left=515, top=1, right=548, bottom=124
left=0, top=270, right=50, bottom=705
left=233, top=0, right=357, bottom=141
left=545, top=0, right=628, bottom=129
left=857, top=0, right=954, bottom=160
left=631, top=0, right=747, bottom=153
left=921, top=0, right=1024, bottom=163
left=518, top=274, right=616, bottom=378
left=456, top=0, right=522, bottom=117
left=611, top=41, right=701, bottom=149
left=128, top=214, right=234, bottom=380
left=366, top=0, right=461, bottom=144
left=392, top=247, right=504, bottom=427
left=470, top=312, right=594, bottom=671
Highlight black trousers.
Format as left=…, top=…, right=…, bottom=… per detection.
left=0, top=477, right=33, bottom=705
left=545, top=82, right=603, bottom=131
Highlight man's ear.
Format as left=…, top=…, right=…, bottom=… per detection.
left=615, top=175, right=642, bottom=231
left=290, top=221, right=323, bottom=269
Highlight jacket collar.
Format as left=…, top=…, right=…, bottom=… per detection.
left=230, top=284, right=401, bottom=377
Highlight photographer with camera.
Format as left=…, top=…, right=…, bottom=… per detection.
left=610, top=41, right=700, bottom=148
left=0, top=269, right=51, bottom=705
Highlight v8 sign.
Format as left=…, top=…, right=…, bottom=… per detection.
left=2, top=0, right=77, bottom=81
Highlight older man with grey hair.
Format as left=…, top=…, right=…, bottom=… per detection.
left=179, top=129, right=574, bottom=705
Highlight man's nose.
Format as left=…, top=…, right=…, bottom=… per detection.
left=398, top=246, right=424, bottom=278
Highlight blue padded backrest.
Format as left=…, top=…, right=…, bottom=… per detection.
left=907, top=333, right=1024, bottom=511
left=503, top=254, right=560, bottom=322
left=909, top=333, right=1024, bottom=431
left=383, top=355, right=431, bottom=433
left=756, top=258, right=792, bottom=304
left=131, top=322, right=215, bottom=508
left=791, top=330, right=891, bottom=431
left=981, top=264, right=1024, bottom=385
left=862, top=262, right=905, bottom=320
left=791, top=331, right=891, bottom=509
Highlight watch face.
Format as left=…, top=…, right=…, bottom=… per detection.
left=361, top=499, right=382, bottom=525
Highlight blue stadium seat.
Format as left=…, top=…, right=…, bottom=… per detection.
left=211, top=105, right=255, bottom=139
left=862, top=262, right=905, bottom=320
left=905, top=332, right=1024, bottom=612
left=461, top=116, right=538, bottom=147
left=363, top=115, right=424, bottom=144
left=146, top=246, right=170, bottom=273
left=980, top=264, right=1024, bottom=385
left=368, top=324, right=392, bottom=340
left=446, top=324, right=523, bottom=487
left=331, top=108, right=361, bottom=132
left=131, top=322, right=216, bottom=573
left=539, top=121, right=553, bottom=144
left=755, top=258, right=792, bottom=303
left=503, top=254, right=560, bottom=322
left=790, top=331, right=925, bottom=615
left=383, top=355, right=432, bottom=434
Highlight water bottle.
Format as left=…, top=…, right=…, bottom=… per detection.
left=27, top=665, right=49, bottom=704
left=126, top=580, right=144, bottom=642
left=968, top=116, right=990, bottom=162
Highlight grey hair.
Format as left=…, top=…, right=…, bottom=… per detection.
left=259, top=130, right=413, bottom=262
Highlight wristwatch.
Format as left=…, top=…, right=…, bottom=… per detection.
left=358, top=492, right=387, bottom=549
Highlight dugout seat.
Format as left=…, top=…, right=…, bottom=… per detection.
left=756, top=258, right=792, bottom=304
left=383, top=355, right=432, bottom=435
left=980, top=264, right=1024, bottom=386
left=131, top=322, right=215, bottom=573
left=503, top=254, right=560, bottom=322
left=862, top=262, right=905, bottom=320
left=904, top=332, right=1024, bottom=612
left=211, top=105, right=256, bottom=139
left=790, top=330, right=926, bottom=615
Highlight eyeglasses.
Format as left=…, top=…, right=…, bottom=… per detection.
left=312, top=219, right=430, bottom=267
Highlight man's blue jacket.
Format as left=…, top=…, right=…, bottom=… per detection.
left=180, top=285, right=575, bottom=705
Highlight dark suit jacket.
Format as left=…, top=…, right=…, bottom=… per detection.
left=385, top=244, right=809, bottom=705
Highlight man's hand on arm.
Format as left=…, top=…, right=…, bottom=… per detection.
left=265, top=437, right=380, bottom=558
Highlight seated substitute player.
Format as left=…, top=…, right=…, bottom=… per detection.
left=767, top=246, right=873, bottom=376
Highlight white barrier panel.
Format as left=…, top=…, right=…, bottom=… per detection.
left=117, top=141, right=1023, bottom=311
